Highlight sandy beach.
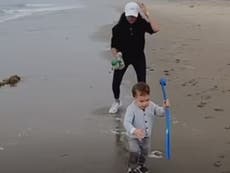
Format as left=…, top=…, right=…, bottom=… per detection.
left=0, top=0, right=230, bottom=172
left=146, top=1, right=230, bottom=172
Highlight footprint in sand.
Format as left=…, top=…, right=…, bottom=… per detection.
left=222, top=89, right=230, bottom=93
left=181, top=79, right=198, bottom=87
left=197, top=95, right=212, bottom=108
left=213, top=85, right=218, bottom=89
left=201, top=95, right=212, bottom=100
left=175, top=59, right=181, bottom=63
left=181, top=82, right=187, bottom=87
left=214, top=108, right=224, bottom=112
left=162, top=69, right=174, bottom=76
left=163, top=70, right=170, bottom=76
left=197, top=101, right=207, bottom=108
left=204, top=115, right=214, bottom=119
left=224, top=125, right=230, bottom=130
left=60, top=154, right=69, bottom=158
left=189, top=79, right=198, bottom=86
left=201, top=86, right=218, bottom=95
left=213, top=160, right=223, bottom=167
left=218, top=155, right=225, bottom=159
left=213, top=154, right=228, bottom=168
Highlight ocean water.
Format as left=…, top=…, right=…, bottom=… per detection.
left=2, top=0, right=221, bottom=24
left=0, top=0, right=85, bottom=23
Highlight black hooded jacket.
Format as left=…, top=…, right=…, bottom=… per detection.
left=111, top=13, right=155, bottom=61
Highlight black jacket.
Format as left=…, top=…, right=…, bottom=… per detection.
left=111, top=13, right=155, bottom=60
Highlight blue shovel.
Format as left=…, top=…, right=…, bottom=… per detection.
left=160, top=78, right=172, bottom=160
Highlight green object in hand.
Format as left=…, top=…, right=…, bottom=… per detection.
left=111, top=53, right=125, bottom=70
left=111, top=59, right=119, bottom=70
left=111, top=59, right=118, bottom=66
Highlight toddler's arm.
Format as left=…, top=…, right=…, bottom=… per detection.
left=123, top=107, right=136, bottom=135
left=153, top=99, right=170, bottom=117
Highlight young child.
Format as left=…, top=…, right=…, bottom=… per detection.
left=123, top=82, right=170, bottom=173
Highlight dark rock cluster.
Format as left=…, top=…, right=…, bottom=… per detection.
left=0, top=75, right=21, bottom=87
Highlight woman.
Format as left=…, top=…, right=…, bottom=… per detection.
left=109, top=1, right=160, bottom=113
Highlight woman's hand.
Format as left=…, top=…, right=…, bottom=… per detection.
left=137, top=1, right=149, bottom=17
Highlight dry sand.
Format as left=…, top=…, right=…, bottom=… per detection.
left=144, top=0, right=230, bottom=172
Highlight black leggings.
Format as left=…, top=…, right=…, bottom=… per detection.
left=112, top=57, right=146, bottom=99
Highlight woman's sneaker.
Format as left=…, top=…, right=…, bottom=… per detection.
left=109, top=101, right=121, bottom=113
left=136, top=165, right=149, bottom=173
left=127, top=168, right=139, bottom=173
left=127, top=168, right=133, bottom=173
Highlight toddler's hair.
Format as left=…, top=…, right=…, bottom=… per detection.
left=132, top=82, right=150, bottom=97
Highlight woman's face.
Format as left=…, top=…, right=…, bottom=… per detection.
left=126, top=16, right=137, bottom=24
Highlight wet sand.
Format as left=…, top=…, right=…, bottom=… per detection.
left=0, top=0, right=127, bottom=172
left=0, top=0, right=230, bottom=172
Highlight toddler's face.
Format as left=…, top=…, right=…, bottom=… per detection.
left=134, top=91, right=150, bottom=110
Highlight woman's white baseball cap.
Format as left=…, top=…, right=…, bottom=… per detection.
left=124, top=2, right=139, bottom=17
